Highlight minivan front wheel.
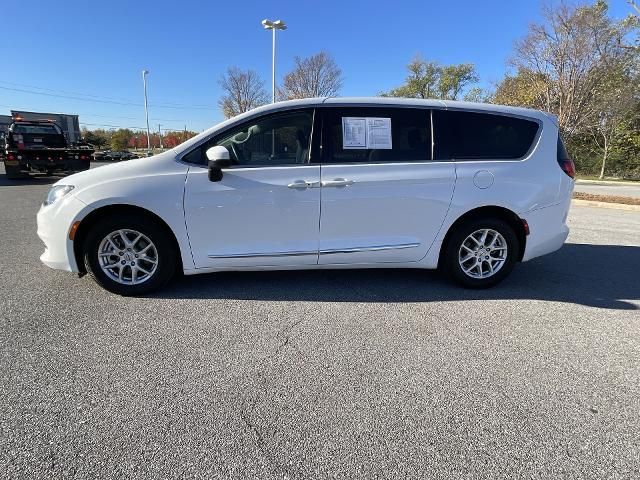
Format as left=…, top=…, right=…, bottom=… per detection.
left=443, top=218, right=519, bottom=288
left=83, top=214, right=176, bottom=295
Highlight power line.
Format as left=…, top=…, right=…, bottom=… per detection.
left=0, top=102, right=187, bottom=124
left=80, top=121, right=189, bottom=132
left=0, top=84, right=216, bottom=111
left=0, top=80, right=141, bottom=103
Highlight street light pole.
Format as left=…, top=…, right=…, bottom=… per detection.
left=142, top=69, right=151, bottom=153
left=271, top=27, right=276, bottom=103
left=261, top=19, right=287, bottom=103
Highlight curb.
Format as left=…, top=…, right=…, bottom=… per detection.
left=576, top=179, right=640, bottom=187
left=571, top=199, right=640, bottom=211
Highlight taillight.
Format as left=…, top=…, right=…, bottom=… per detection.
left=557, top=135, right=575, bottom=179
left=559, top=159, right=575, bottom=178
left=7, top=154, right=15, bottom=161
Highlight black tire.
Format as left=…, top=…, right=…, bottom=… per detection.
left=5, top=165, right=27, bottom=179
left=442, top=217, right=519, bottom=289
left=83, top=213, right=176, bottom=296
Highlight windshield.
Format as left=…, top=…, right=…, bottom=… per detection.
left=12, top=124, right=62, bottom=135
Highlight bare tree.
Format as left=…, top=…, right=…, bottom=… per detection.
left=279, top=52, right=343, bottom=100
left=510, top=1, right=637, bottom=135
left=218, top=67, right=269, bottom=119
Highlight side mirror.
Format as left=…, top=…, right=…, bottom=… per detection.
left=206, top=145, right=232, bottom=182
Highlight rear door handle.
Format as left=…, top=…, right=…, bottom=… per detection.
left=287, top=180, right=320, bottom=189
left=321, top=178, right=355, bottom=188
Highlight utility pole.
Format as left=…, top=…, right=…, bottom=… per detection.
left=142, top=69, right=151, bottom=155
left=158, top=124, right=163, bottom=149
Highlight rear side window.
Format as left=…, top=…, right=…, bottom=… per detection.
left=433, top=110, right=539, bottom=160
left=321, top=107, right=432, bottom=163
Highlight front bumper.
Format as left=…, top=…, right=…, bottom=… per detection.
left=37, top=195, right=88, bottom=272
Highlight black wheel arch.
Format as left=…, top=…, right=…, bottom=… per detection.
left=438, top=206, right=528, bottom=268
left=73, top=204, right=183, bottom=275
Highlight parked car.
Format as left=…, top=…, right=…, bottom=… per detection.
left=36, top=98, right=575, bottom=295
left=92, top=150, right=110, bottom=161
left=103, top=150, right=138, bottom=161
left=104, top=151, right=123, bottom=161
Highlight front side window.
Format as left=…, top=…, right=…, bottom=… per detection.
left=182, top=109, right=314, bottom=166
left=321, top=107, right=432, bottom=163
left=433, top=110, right=539, bottom=160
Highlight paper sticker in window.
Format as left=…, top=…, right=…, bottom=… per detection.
left=341, top=117, right=392, bottom=149
left=366, top=117, right=392, bottom=149
left=342, top=117, right=367, bottom=149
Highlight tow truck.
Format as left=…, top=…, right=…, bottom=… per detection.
left=1, top=118, right=93, bottom=179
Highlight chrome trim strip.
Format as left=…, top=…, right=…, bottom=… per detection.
left=208, top=243, right=420, bottom=259
left=320, top=243, right=420, bottom=255
left=208, top=250, right=316, bottom=259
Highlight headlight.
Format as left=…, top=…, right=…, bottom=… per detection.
left=43, top=185, right=75, bottom=206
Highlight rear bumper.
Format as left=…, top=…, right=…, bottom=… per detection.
left=520, top=197, right=571, bottom=262
left=12, top=159, right=90, bottom=173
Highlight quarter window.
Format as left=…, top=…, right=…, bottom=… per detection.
left=433, top=110, right=539, bottom=160
left=321, top=107, right=432, bottom=163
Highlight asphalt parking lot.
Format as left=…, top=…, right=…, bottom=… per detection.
left=1, top=165, right=639, bottom=479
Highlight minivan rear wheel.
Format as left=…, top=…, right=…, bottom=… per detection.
left=443, top=217, right=519, bottom=288
left=83, top=213, right=176, bottom=296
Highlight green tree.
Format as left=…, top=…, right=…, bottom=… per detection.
left=382, top=55, right=479, bottom=100
left=437, top=64, right=479, bottom=100
left=110, top=129, right=134, bottom=151
left=81, top=128, right=108, bottom=148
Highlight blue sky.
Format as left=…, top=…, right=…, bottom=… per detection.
left=1, top=0, right=634, bottom=132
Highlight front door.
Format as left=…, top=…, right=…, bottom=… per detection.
left=317, top=106, right=456, bottom=265
left=183, top=109, right=321, bottom=269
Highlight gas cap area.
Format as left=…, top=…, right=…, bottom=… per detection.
left=473, top=170, right=494, bottom=189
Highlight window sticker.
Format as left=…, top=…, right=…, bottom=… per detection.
left=342, top=117, right=392, bottom=149
left=342, top=117, right=367, bottom=149
left=366, top=117, right=392, bottom=149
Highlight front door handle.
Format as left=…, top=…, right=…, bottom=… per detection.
left=321, top=178, right=355, bottom=188
left=287, top=180, right=320, bottom=189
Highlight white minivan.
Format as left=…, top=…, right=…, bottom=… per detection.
left=37, top=98, right=575, bottom=295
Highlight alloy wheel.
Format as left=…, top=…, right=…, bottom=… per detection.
left=97, top=229, right=159, bottom=285
left=458, top=228, right=508, bottom=279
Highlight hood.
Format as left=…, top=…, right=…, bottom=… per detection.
left=54, top=150, right=182, bottom=191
